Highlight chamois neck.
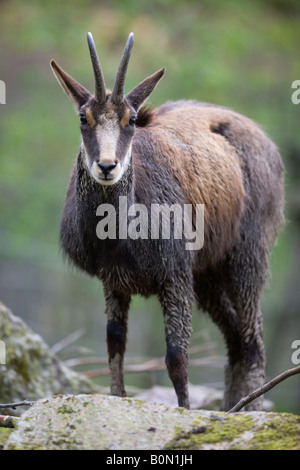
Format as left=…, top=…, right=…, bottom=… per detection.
left=101, top=162, right=134, bottom=206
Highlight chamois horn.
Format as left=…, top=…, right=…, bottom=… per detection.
left=111, top=32, right=134, bottom=104
left=87, top=32, right=106, bottom=104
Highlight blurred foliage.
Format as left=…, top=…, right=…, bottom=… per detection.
left=0, top=0, right=300, bottom=412
left=0, top=0, right=299, bottom=244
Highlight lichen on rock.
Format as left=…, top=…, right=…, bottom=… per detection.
left=165, top=411, right=300, bottom=450
left=1, top=301, right=300, bottom=451
left=3, top=394, right=300, bottom=450
left=0, top=301, right=97, bottom=416
left=0, top=427, right=13, bottom=450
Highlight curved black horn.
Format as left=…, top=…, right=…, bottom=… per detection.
left=87, top=32, right=106, bottom=104
left=111, top=32, right=134, bottom=104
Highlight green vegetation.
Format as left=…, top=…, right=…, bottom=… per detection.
left=1, top=0, right=299, bottom=247
left=0, top=427, right=14, bottom=449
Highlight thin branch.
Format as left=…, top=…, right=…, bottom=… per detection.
left=84, top=358, right=166, bottom=378
left=64, top=347, right=222, bottom=368
left=228, top=364, right=300, bottom=413
left=50, top=328, right=86, bottom=355
left=65, top=355, right=161, bottom=368
left=189, top=342, right=218, bottom=355
left=82, top=355, right=225, bottom=378
left=64, top=356, right=109, bottom=367
left=0, top=400, right=34, bottom=410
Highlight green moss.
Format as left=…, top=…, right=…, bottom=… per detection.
left=9, top=356, right=31, bottom=386
left=0, top=427, right=14, bottom=449
left=246, top=413, right=300, bottom=450
left=57, top=405, right=74, bottom=414
left=165, top=413, right=255, bottom=450
left=166, top=412, right=300, bottom=450
left=121, top=397, right=145, bottom=407
left=134, top=399, right=145, bottom=407
left=5, top=441, right=45, bottom=451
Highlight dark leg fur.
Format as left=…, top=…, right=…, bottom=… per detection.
left=105, top=288, right=131, bottom=397
left=223, top=241, right=267, bottom=411
left=225, top=228, right=269, bottom=410
left=194, top=240, right=267, bottom=411
left=165, top=344, right=190, bottom=408
left=159, top=279, right=193, bottom=409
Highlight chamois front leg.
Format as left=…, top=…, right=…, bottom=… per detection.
left=159, top=281, right=193, bottom=409
left=104, top=288, right=131, bottom=397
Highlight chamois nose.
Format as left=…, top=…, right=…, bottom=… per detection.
left=97, top=161, right=117, bottom=175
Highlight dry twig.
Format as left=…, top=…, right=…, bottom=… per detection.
left=82, top=355, right=225, bottom=378
left=50, top=328, right=86, bottom=355
left=228, top=364, right=300, bottom=413
left=0, top=400, right=34, bottom=410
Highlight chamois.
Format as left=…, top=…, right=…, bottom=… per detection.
left=51, top=32, right=284, bottom=410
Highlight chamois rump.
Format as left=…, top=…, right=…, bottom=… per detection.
left=51, top=33, right=284, bottom=410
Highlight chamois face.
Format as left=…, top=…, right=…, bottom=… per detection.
left=50, top=32, right=165, bottom=186
left=78, top=96, right=137, bottom=185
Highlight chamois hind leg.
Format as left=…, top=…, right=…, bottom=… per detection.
left=222, top=240, right=268, bottom=411
left=194, top=258, right=266, bottom=412
left=104, top=287, right=131, bottom=397
left=159, top=279, right=193, bottom=409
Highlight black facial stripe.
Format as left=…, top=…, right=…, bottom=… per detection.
left=115, top=126, right=133, bottom=163
left=81, top=127, right=100, bottom=162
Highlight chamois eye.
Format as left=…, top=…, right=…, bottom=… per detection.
left=79, top=113, right=87, bottom=125
left=129, top=116, right=137, bottom=126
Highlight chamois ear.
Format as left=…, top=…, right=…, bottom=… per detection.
left=126, top=67, right=165, bottom=111
left=50, top=59, right=92, bottom=110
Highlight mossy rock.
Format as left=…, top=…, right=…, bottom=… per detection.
left=0, top=428, right=14, bottom=450
left=0, top=301, right=97, bottom=416
left=3, top=394, right=300, bottom=450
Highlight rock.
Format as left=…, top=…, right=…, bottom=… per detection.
left=134, top=384, right=223, bottom=410
left=0, top=301, right=97, bottom=415
left=3, top=394, right=300, bottom=450
left=134, top=384, right=274, bottom=411
left=0, top=427, right=13, bottom=450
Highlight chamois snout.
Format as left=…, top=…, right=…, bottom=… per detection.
left=97, top=161, right=118, bottom=178
left=91, top=157, right=122, bottom=185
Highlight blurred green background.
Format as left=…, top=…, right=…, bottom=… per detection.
left=0, top=0, right=300, bottom=412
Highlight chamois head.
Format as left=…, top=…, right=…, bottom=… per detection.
left=51, top=33, right=165, bottom=185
